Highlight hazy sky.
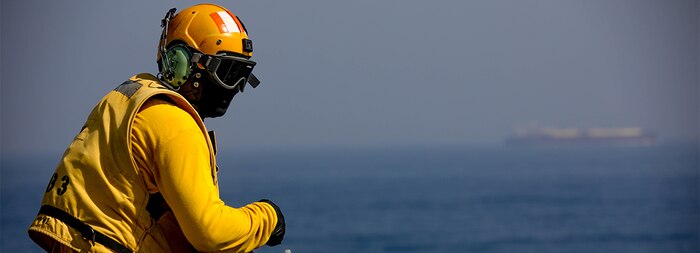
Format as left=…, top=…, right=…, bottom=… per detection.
left=1, top=0, right=698, bottom=156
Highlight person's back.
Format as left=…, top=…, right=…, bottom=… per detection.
left=27, top=5, right=284, bottom=253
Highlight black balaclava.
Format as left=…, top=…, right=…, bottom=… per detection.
left=180, top=68, right=240, bottom=119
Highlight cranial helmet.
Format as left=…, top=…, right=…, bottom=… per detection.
left=157, top=4, right=261, bottom=118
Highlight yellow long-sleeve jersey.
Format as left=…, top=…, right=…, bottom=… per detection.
left=133, top=98, right=278, bottom=252
left=28, top=74, right=278, bottom=253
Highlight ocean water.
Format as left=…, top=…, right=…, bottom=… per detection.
left=2, top=145, right=698, bottom=253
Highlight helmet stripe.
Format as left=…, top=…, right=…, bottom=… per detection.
left=210, top=11, right=240, bottom=34
left=230, top=13, right=248, bottom=36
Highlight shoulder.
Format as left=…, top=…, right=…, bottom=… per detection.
left=133, top=96, right=201, bottom=142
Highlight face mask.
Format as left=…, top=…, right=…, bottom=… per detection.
left=192, top=76, right=240, bottom=118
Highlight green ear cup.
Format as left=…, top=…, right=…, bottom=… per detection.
left=165, top=45, right=192, bottom=88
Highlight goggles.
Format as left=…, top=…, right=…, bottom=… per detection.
left=191, top=52, right=261, bottom=91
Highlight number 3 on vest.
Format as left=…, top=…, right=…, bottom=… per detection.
left=45, top=173, right=70, bottom=196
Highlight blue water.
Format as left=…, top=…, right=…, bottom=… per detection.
left=2, top=145, right=698, bottom=252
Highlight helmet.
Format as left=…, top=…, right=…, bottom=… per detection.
left=164, top=4, right=252, bottom=57
left=157, top=4, right=261, bottom=118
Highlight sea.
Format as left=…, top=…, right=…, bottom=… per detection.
left=2, top=144, right=698, bottom=253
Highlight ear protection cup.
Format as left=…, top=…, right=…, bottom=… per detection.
left=163, top=45, right=193, bottom=88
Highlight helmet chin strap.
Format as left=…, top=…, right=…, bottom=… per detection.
left=175, top=72, right=204, bottom=103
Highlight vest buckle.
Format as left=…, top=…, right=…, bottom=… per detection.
left=85, top=227, right=96, bottom=247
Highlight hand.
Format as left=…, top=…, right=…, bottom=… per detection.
left=259, top=199, right=285, bottom=246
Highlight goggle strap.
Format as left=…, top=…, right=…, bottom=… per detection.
left=248, top=73, right=260, bottom=88
left=191, top=53, right=225, bottom=76
left=191, top=53, right=212, bottom=68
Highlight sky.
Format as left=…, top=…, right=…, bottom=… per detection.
left=1, top=0, right=698, bottom=156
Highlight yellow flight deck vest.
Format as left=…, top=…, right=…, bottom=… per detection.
left=28, top=73, right=218, bottom=252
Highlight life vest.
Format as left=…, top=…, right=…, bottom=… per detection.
left=27, top=73, right=217, bottom=252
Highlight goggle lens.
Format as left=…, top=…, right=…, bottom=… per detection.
left=215, top=58, right=254, bottom=90
left=192, top=53, right=258, bottom=91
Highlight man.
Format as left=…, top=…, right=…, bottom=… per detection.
left=27, top=4, right=285, bottom=253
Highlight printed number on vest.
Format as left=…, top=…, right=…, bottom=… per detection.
left=45, top=173, right=70, bottom=195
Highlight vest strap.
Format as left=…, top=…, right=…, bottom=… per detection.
left=38, top=205, right=133, bottom=253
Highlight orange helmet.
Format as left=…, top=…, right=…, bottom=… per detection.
left=160, top=4, right=252, bottom=59
left=157, top=4, right=259, bottom=90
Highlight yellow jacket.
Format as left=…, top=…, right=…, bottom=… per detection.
left=28, top=73, right=278, bottom=253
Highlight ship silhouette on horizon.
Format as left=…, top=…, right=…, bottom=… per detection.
left=505, top=125, right=656, bottom=147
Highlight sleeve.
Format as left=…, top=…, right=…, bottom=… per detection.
left=131, top=98, right=279, bottom=253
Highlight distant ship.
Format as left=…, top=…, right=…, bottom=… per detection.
left=505, top=126, right=656, bottom=146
